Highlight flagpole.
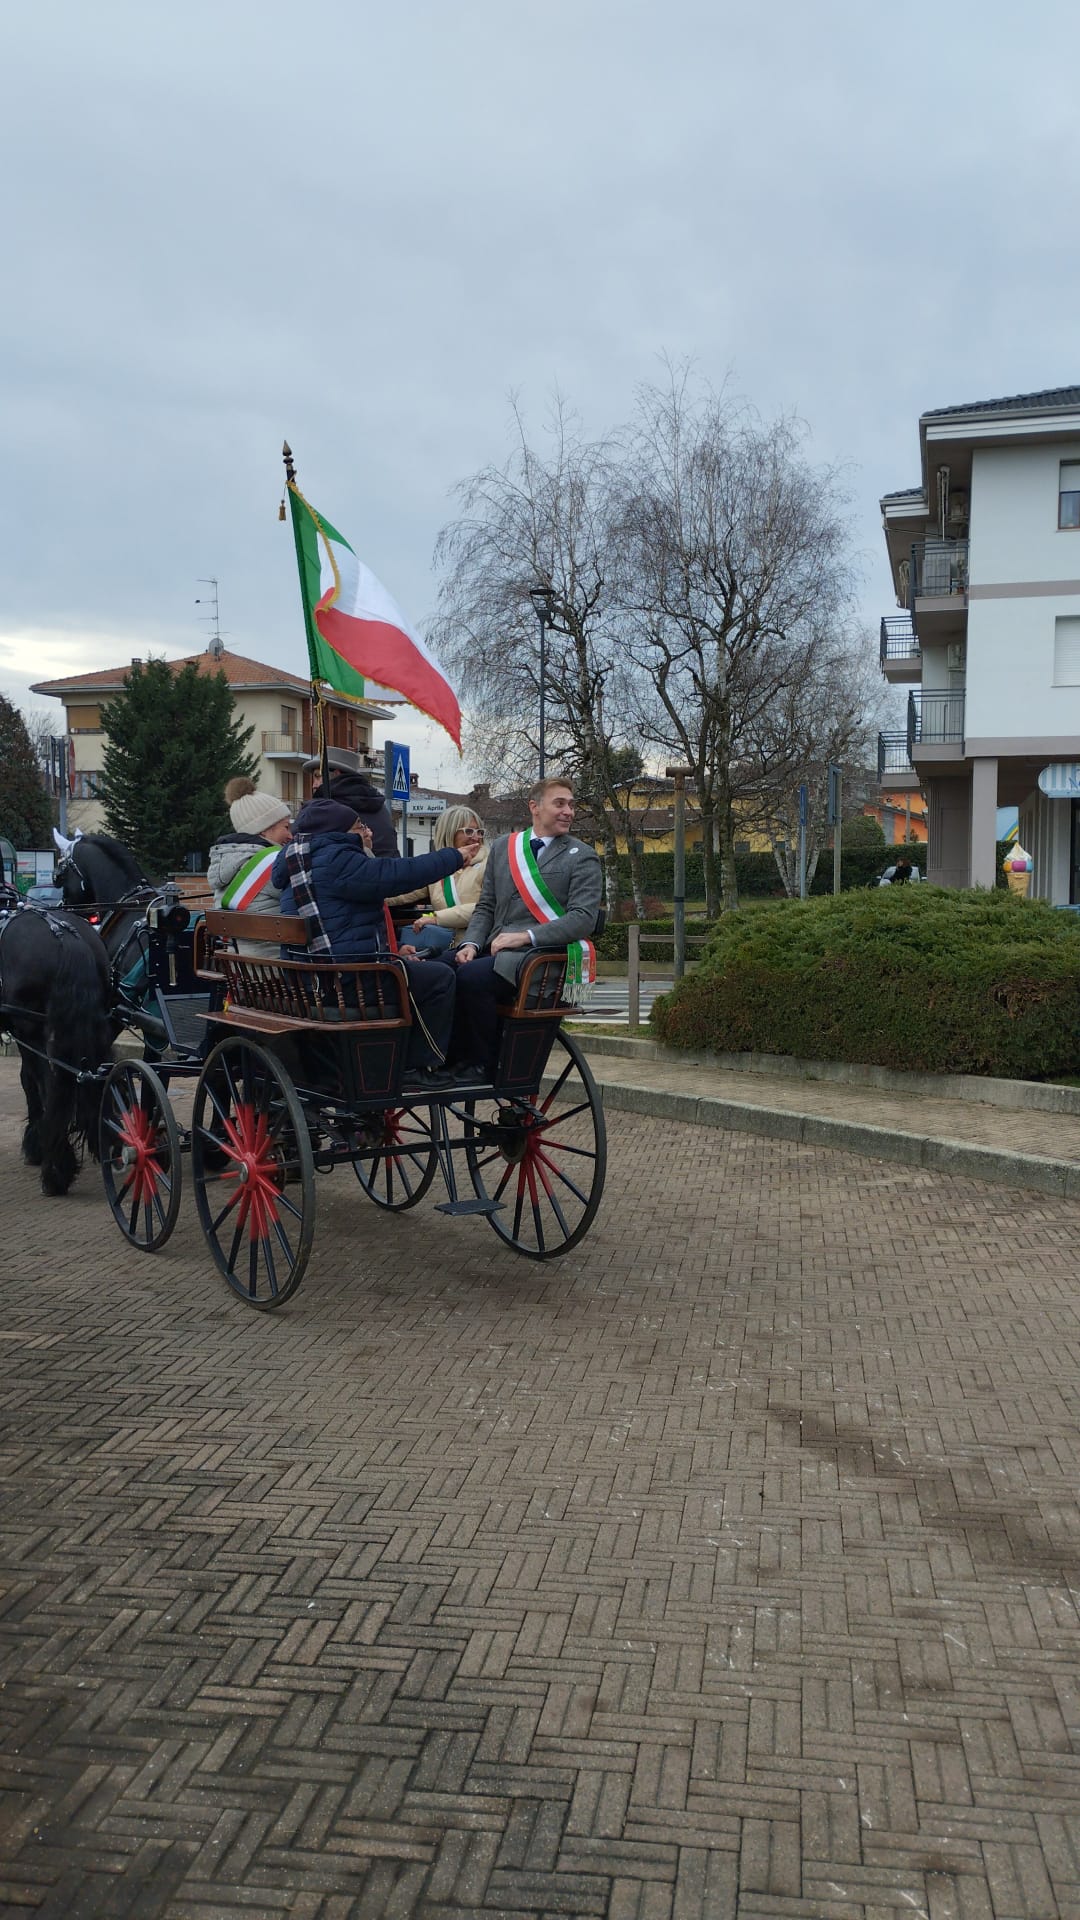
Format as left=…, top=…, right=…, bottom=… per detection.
left=282, top=440, right=331, bottom=797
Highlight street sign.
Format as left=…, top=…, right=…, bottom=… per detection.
left=1038, top=763, right=1080, bottom=798
left=383, top=741, right=411, bottom=856
left=827, top=763, right=842, bottom=825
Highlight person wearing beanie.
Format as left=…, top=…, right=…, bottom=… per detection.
left=272, top=797, right=482, bottom=1079
left=207, top=777, right=294, bottom=955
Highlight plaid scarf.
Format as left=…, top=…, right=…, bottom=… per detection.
left=282, top=836, right=331, bottom=957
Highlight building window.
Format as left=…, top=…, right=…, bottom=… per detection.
left=280, top=770, right=298, bottom=806
left=1053, top=615, right=1080, bottom=685
left=280, top=705, right=296, bottom=736
left=68, top=704, right=102, bottom=733
left=72, top=772, right=100, bottom=799
left=1059, top=462, right=1080, bottom=529
left=734, top=839, right=751, bottom=856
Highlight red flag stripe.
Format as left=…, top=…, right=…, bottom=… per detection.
left=316, top=608, right=462, bottom=749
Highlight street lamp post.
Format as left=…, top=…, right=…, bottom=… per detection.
left=666, top=766, right=693, bottom=979
left=528, top=586, right=555, bottom=780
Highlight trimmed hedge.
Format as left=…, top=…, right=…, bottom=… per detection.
left=649, top=887, right=1080, bottom=1079
left=605, top=843, right=1012, bottom=900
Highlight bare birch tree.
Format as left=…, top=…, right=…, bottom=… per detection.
left=741, top=635, right=882, bottom=894
left=431, top=399, right=654, bottom=912
left=615, top=368, right=858, bottom=914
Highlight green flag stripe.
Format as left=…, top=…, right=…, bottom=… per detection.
left=287, top=486, right=361, bottom=694
left=310, top=631, right=368, bottom=702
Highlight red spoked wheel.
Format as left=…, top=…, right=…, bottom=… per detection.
left=191, top=1037, right=315, bottom=1309
left=464, top=1030, right=606, bottom=1259
left=100, top=1060, right=182, bottom=1252
left=352, top=1105, right=438, bottom=1211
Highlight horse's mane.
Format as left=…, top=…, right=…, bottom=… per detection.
left=77, top=834, right=150, bottom=883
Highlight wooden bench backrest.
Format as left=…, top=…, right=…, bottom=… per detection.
left=204, top=908, right=309, bottom=947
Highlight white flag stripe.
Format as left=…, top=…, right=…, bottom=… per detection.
left=320, top=539, right=447, bottom=677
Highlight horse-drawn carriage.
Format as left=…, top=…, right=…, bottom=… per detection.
left=2, top=834, right=606, bottom=1308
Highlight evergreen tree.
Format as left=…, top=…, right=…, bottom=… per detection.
left=0, top=694, right=54, bottom=847
left=97, top=658, right=258, bottom=873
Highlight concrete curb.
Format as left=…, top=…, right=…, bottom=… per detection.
left=594, top=1079, right=1080, bottom=1199
left=576, top=1033, right=1080, bottom=1116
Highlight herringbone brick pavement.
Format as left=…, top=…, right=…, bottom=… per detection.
left=1, top=1068, right=1080, bottom=1918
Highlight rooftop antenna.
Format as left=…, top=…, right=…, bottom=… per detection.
left=196, top=578, right=225, bottom=658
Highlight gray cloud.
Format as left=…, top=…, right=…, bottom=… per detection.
left=3, top=0, right=1079, bottom=769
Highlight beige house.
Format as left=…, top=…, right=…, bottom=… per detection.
left=31, top=645, right=393, bottom=835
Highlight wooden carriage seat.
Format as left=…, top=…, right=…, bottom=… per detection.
left=200, top=910, right=413, bottom=1102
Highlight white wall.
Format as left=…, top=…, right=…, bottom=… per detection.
left=965, top=443, right=1080, bottom=738
left=966, top=596, right=1080, bottom=736
left=969, top=441, right=1080, bottom=584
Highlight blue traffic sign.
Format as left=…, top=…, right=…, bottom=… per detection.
left=392, top=745, right=410, bottom=795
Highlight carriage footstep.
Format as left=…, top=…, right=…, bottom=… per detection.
left=434, top=1197, right=505, bottom=1217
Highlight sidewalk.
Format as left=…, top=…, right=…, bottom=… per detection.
left=576, top=1033, right=1080, bottom=1198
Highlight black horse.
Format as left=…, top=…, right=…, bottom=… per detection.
left=0, top=908, right=113, bottom=1194
left=54, top=832, right=154, bottom=959
left=54, top=832, right=190, bottom=1049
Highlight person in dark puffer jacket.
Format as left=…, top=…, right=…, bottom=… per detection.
left=302, top=748, right=398, bottom=855
left=272, top=797, right=480, bottom=1079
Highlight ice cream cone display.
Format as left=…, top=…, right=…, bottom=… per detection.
left=1005, top=843, right=1032, bottom=895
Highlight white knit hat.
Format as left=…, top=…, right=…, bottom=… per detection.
left=229, top=788, right=291, bottom=834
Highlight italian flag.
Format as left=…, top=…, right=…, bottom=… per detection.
left=506, top=831, right=597, bottom=1003
left=287, top=484, right=462, bottom=749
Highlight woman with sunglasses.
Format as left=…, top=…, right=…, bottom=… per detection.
left=390, top=807, right=489, bottom=955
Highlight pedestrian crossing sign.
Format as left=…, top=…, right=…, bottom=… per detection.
left=392, top=746, right=410, bottom=795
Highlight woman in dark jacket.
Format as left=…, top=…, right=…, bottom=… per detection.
left=272, top=797, right=478, bottom=1078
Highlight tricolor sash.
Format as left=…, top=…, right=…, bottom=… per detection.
left=440, top=871, right=464, bottom=909
left=220, top=846, right=278, bottom=911
left=506, top=831, right=596, bottom=1004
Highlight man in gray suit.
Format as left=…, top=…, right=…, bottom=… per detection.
left=450, top=778, right=603, bottom=1075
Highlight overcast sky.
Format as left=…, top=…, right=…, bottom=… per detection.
left=2, top=0, right=1077, bottom=784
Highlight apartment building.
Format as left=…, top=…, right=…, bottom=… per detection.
left=31, top=645, right=393, bottom=835
left=878, top=385, right=1080, bottom=901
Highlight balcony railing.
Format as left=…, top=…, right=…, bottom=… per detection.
left=880, top=615, right=919, bottom=667
left=261, top=731, right=309, bottom=756
left=907, top=688, right=965, bottom=754
left=878, top=731, right=914, bottom=780
left=910, top=537, right=968, bottom=600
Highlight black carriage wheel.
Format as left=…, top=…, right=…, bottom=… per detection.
left=463, top=1029, right=606, bottom=1259
left=191, top=1036, right=315, bottom=1310
left=100, top=1059, right=182, bottom=1253
left=352, top=1105, right=438, bottom=1211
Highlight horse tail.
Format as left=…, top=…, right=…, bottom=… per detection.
left=40, top=932, right=112, bottom=1191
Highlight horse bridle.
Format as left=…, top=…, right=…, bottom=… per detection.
left=55, top=842, right=151, bottom=915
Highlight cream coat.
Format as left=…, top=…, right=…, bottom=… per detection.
left=388, top=846, right=489, bottom=932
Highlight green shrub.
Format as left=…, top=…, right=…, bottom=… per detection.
left=650, top=888, right=1080, bottom=1078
